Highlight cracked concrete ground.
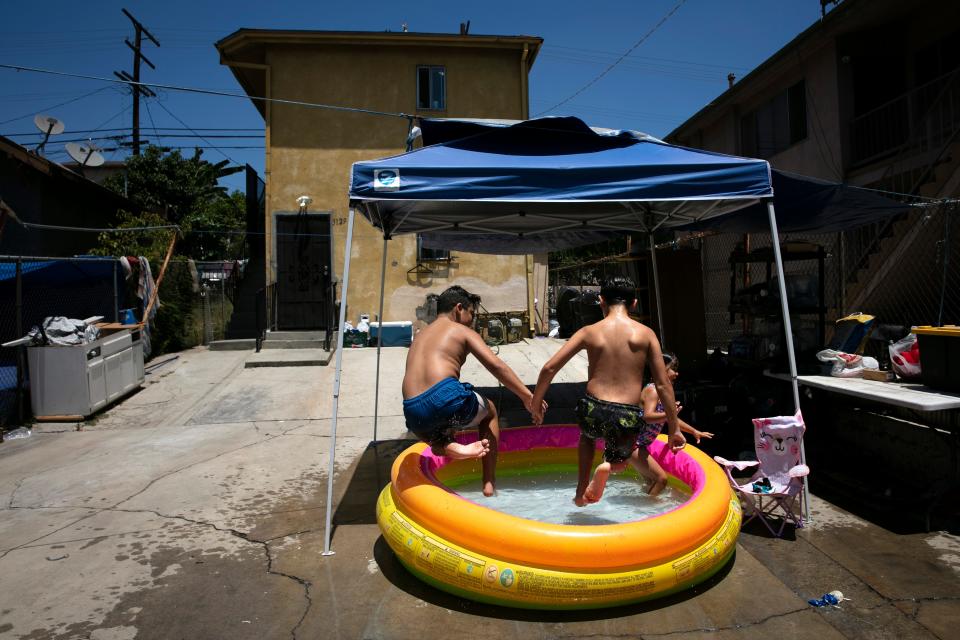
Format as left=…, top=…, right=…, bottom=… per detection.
left=0, top=341, right=958, bottom=639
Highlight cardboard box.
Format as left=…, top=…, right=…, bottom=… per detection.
left=862, top=369, right=895, bottom=382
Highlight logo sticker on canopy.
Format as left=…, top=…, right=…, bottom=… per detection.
left=374, top=169, right=400, bottom=191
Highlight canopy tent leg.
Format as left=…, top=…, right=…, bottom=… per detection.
left=649, top=235, right=665, bottom=346
left=373, top=235, right=388, bottom=443
left=323, top=209, right=356, bottom=556
left=766, top=201, right=811, bottom=525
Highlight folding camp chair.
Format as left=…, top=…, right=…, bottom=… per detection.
left=714, top=410, right=808, bottom=537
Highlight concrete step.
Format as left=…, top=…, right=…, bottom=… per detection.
left=208, top=339, right=256, bottom=351
left=261, top=339, right=327, bottom=349
left=265, top=330, right=326, bottom=341
left=245, top=348, right=333, bottom=368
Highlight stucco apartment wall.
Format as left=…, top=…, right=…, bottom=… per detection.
left=263, top=43, right=533, bottom=324
left=679, top=40, right=843, bottom=182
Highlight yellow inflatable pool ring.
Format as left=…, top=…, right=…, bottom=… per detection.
left=376, top=425, right=740, bottom=609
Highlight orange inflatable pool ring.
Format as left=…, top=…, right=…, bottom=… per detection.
left=376, top=425, right=741, bottom=609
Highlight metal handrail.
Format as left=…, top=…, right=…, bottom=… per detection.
left=324, top=279, right=338, bottom=352
left=254, top=282, right=277, bottom=353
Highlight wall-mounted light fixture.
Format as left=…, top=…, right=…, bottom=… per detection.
left=297, top=195, right=313, bottom=213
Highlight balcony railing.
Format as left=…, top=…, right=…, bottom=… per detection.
left=851, top=67, right=960, bottom=167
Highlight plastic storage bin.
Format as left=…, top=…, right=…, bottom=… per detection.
left=369, top=321, right=413, bottom=347
left=912, top=325, right=960, bottom=391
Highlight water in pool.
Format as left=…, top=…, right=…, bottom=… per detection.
left=451, top=468, right=689, bottom=526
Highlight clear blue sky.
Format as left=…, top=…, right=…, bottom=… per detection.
left=0, top=1, right=827, bottom=192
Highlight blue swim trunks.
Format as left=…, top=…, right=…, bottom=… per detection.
left=403, top=378, right=489, bottom=454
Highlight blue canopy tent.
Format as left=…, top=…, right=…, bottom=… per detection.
left=313, top=116, right=820, bottom=555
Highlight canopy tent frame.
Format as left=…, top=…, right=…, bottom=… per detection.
left=323, top=198, right=808, bottom=557
left=318, top=115, right=921, bottom=554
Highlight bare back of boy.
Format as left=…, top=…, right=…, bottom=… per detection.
left=531, top=306, right=684, bottom=505
left=402, top=317, right=472, bottom=399
left=580, top=314, right=653, bottom=406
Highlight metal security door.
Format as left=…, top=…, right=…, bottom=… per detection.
left=275, top=214, right=331, bottom=330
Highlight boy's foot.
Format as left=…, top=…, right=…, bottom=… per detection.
left=443, top=439, right=490, bottom=460
left=482, top=480, right=496, bottom=497
left=647, top=477, right=667, bottom=497
left=573, top=493, right=589, bottom=507
left=583, top=466, right=611, bottom=503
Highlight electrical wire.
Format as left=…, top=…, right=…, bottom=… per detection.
left=19, top=222, right=180, bottom=233
left=0, top=85, right=114, bottom=126
left=2, top=127, right=263, bottom=137
left=151, top=97, right=244, bottom=165
left=0, top=63, right=411, bottom=120
left=535, top=0, right=689, bottom=116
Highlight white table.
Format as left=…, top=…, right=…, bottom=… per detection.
left=764, top=372, right=960, bottom=412
left=766, top=371, right=960, bottom=530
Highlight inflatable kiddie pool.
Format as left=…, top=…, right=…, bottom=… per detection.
left=376, top=425, right=741, bottom=609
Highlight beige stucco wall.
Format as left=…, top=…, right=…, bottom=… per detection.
left=263, top=42, right=539, bottom=326
left=684, top=39, right=844, bottom=182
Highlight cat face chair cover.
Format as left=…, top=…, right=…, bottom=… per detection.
left=714, top=410, right=809, bottom=537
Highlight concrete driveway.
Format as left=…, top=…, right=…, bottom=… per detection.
left=0, top=341, right=958, bottom=639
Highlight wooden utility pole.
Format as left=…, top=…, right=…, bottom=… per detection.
left=115, top=8, right=159, bottom=156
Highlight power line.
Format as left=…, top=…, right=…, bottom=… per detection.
left=535, top=0, right=689, bottom=117
left=151, top=98, right=242, bottom=165
left=541, top=44, right=751, bottom=72
left=2, top=127, right=263, bottom=137
left=0, top=63, right=411, bottom=120
left=0, top=85, right=114, bottom=126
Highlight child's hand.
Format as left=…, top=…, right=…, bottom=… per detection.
left=669, top=431, right=686, bottom=452
left=526, top=397, right=547, bottom=425
left=693, top=430, right=714, bottom=443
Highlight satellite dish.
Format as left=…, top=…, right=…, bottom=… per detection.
left=65, top=141, right=105, bottom=168
left=34, top=114, right=65, bottom=136
left=33, top=114, right=65, bottom=155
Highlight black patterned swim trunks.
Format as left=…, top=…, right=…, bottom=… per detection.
left=576, top=394, right=648, bottom=464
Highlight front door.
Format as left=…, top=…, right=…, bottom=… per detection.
left=275, top=214, right=332, bottom=330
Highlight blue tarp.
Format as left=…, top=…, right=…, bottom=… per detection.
left=350, top=117, right=773, bottom=247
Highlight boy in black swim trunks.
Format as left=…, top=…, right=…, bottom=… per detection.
left=530, top=276, right=684, bottom=505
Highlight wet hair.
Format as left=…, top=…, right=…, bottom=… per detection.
left=599, top=276, right=636, bottom=305
left=437, top=285, right=481, bottom=314
left=663, top=352, right=679, bottom=371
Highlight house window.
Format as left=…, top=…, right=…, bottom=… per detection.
left=740, top=80, right=807, bottom=158
left=417, top=234, right=450, bottom=262
left=417, top=66, right=446, bottom=110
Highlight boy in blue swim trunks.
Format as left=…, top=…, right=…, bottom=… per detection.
left=530, top=276, right=684, bottom=505
left=402, top=285, right=542, bottom=496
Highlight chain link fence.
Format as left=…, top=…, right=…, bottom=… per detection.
left=0, top=256, right=121, bottom=428
left=698, top=201, right=958, bottom=362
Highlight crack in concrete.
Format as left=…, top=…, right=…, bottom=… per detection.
left=6, top=476, right=24, bottom=509
left=110, top=433, right=284, bottom=511
left=0, top=516, right=168, bottom=551
left=106, top=506, right=314, bottom=640
left=768, top=531, right=959, bottom=638
left=632, top=606, right=810, bottom=638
